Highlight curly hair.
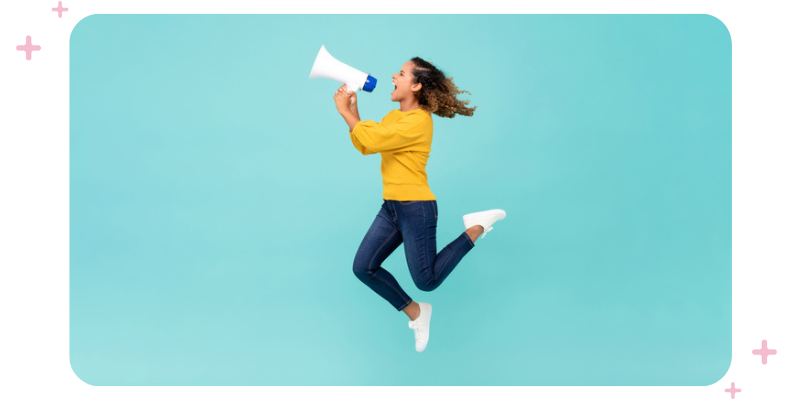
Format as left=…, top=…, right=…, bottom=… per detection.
left=409, top=57, right=476, bottom=118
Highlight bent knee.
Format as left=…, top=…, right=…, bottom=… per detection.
left=414, top=280, right=436, bottom=292
left=352, top=260, right=371, bottom=278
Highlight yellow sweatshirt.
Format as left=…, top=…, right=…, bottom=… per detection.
left=349, top=108, right=436, bottom=201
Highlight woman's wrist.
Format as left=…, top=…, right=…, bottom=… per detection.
left=337, top=103, right=351, bottom=115
left=341, top=110, right=361, bottom=131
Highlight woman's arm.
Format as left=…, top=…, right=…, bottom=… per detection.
left=339, top=109, right=361, bottom=132
left=350, top=113, right=430, bottom=153
left=334, top=89, right=361, bottom=132
left=349, top=96, right=361, bottom=120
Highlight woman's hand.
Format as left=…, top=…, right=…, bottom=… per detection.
left=334, top=85, right=361, bottom=131
left=337, top=84, right=357, bottom=109
left=334, top=90, right=353, bottom=115
left=335, top=85, right=358, bottom=116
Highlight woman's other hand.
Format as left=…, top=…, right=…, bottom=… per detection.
left=334, top=90, right=352, bottom=115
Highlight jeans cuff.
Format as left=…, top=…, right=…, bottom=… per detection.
left=463, top=231, right=476, bottom=248
left=396, top=298, right=412, bottom=311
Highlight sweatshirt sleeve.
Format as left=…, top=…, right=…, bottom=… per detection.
left=350, top=113, right=429, bottom=153
left=349, top=130, right=377, bottom=155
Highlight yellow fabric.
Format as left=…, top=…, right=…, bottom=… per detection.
left=349, top=108, right=436, bottom=201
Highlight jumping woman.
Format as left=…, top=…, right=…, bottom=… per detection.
left=333, top=57, right=507, bottom=352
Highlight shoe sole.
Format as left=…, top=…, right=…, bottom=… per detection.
left=463, top=209, right=506, bottom=219
left=417, top=303, right=432, bottom=352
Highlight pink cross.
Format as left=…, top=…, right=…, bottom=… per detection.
left=16, top=36, right=41, bottom=61
left=52, top=1, right=69, bottom=18
left=725, top=382, right=741, bottom=399
left=752, top=339, right=777, bottom=364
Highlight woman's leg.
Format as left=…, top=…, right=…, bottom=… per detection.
left=394, top=200, right=476, bottom=293
left=352, top=202, right=414, bottom=312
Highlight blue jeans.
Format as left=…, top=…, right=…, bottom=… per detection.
left=353, top=200, right=476, bottom=311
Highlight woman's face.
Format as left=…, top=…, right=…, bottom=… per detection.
left=391, top=61, right=422, bottom=103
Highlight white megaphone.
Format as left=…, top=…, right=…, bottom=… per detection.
left=309, top=45, right=377, bottom=93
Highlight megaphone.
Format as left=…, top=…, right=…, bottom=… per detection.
left=309, top=45, right=377, bottom=93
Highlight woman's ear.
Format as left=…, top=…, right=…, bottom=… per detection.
left=411, top=82, right=422, bottom=93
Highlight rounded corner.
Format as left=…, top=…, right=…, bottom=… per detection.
left=69, top=352, right=99, bottom=387
left=69, top=14, right=100, bottom=45
left=702, top=348, right=733, bottom=386
left=701, top=13, right=732, bottom=48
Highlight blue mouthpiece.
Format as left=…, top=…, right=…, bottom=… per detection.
left=363, top=74, right=377, bottom=92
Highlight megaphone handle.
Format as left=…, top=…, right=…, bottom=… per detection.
left=346, top=83, right=360, bottom=93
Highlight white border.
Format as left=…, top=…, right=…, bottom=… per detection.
left=0, top=1, right=797, bottom=399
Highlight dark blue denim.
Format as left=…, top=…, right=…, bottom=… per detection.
left=353, top=200, right=476, bottom=311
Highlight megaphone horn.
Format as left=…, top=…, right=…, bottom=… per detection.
left=309, top=45, right=377, bottom=93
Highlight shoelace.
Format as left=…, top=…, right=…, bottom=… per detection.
left=408, top=320, right=422, bottom=341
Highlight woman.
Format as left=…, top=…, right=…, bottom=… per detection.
left=333, top=57, right=507, bottom=353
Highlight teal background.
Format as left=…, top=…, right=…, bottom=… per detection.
left=69, top=14, right=732, bottom=385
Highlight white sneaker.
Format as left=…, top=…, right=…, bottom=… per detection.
left=463, top=209, right=507, bottom=239
left=408, top=302, right=433, bottom=352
